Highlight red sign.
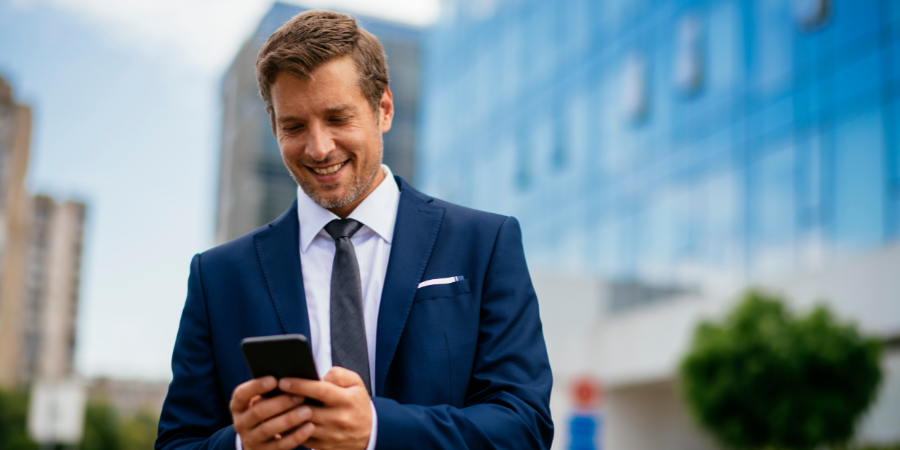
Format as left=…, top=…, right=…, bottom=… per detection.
left=571, top=375, right=602, bottom=408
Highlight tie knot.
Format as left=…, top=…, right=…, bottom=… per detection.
left=324, top=218, right=363, bottom=240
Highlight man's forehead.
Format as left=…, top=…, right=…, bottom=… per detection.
left=270, top=61, right=368, bottom=116
left=272, top=58, right=359, bottom=90
left=273, top=93, right=362, bottom=116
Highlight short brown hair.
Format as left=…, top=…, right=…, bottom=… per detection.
left=256, top=10, right=390, bottom=127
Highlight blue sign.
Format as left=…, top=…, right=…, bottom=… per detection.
left=568, top=412, right=601, bottom=450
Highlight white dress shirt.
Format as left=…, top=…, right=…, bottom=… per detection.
left=236, top=165, right=398, bottom=450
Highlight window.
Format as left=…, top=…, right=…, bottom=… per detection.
left=707, top=0, right=741, bottom=92
left=515, top=124, right=532, bottom=191
left=832, top=111, right=886, bottom=250
left=751, top=143, right=797, bottom=276
left=793, top=0, right=830, bottom=31
left=638, top=185, right=691, bottom=280
left=674, top=14, right=704, bottom=95
left=622, top=52, right=648, bottom=122
left=693, top=167, right=742, bottom=276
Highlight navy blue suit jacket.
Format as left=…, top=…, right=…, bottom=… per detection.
left=156, top=177, right=553, bottom=449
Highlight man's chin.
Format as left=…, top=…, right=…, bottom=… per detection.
left=293, top=167, right=373, bottom=211
left=315, top=194, right=349, bottom=209
left=302, top=185, right=356, bottom=210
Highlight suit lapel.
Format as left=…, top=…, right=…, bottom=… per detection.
left=253, top=200, right=312, bottom=341
left=375, top=177, right=445, bottom=396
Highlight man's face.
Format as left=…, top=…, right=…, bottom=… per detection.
left=270, top=56, right=393, bottom=213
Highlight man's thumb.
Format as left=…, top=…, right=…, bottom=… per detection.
left=324, top=366, right=364, bottom=388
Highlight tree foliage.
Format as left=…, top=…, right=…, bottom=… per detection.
left=679, top=290, right=883, bottom=450
left=80, top=401, right=123, bottom=450
left=80, top=401, right=158, bottom=450
left=0, top=387, right=160, bottom=450
left=120, top=409, right=159, bottom=450
left=0, top=388, right=38, bottom=450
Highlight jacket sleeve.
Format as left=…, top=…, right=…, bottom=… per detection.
left=372, top=216, right=554, bottom=449
left=156, top=253, right=237, bottom=450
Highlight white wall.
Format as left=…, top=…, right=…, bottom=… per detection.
left=604, top=381, right=718, bottom=450
left=533, top=274, right=603, bottom=450
left=534, top=242, right=900, bottom=449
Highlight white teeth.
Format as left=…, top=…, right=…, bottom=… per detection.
left=313, top=162, right=343, bottom=175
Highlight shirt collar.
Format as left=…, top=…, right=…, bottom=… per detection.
left=296, top=165, right=400, bottom=254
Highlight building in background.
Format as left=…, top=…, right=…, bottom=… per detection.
left=0, top=76, right=88, bottom=388
left=216, top=2, right=421, bottom=244
left=21, top=196, right=86, bottom=383
left=87, top=378, right=169, bottom=418
left=0, top=75, right=33, bottom=387
left=418, top=0, right=900, bottom=448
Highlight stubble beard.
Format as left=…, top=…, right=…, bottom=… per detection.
left=287, top=150, right=382, bottom=210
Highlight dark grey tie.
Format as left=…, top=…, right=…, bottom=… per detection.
left=324, top=219, right=371, bottom=394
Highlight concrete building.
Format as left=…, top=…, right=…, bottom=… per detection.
left=0, top=75, right=34, bottom=388
left=23, top=196, right=86, bottom=383
left=0, top=76, right=88, bottom=388
left=87, top=378, right=169, bottom=418
left=216, top=2, right=421, bottom=244
left=418, top=0, right=900, bottom=448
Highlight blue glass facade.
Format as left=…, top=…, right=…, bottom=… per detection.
left=417, top=0, right=900, bottom=289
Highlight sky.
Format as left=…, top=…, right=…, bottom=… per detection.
left=0, top=0, right=438, bottom=381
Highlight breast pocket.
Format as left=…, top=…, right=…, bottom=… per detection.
left=403, top=278, right=477, bottom=406
left=413, top=279, right=471, bottom=303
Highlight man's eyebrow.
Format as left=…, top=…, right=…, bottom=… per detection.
left=277, top=105, right=357, bottom=124
left=277, top=115, right=301, bottom=124
left=324, top=104, right=356, bottom=114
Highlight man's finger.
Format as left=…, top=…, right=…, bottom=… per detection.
left=323, top=366, right=365, bottom=388
left=278, top=378, right=345, bottom=405
left=275, top=422, right=315, bottom=450
left=230, top=377, right=276, bottom=412
left=247, top=404, right=312, bottom=444
left=240, top=394, right=304, bottom=431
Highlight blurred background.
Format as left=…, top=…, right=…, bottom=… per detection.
left=0, top=0, right=898, bottom=448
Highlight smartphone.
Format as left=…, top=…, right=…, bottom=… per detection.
left=240, top=334, right=322, bottom=405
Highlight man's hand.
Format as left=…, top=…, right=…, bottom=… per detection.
left=230, top=376, right=316, bottom=450
left=278, top=367, right=372, bottom=450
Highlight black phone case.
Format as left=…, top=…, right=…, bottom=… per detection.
left=240, top=334, right=323, bottom=405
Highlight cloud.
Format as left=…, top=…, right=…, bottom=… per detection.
left=13, top=0, right=439, bottom=74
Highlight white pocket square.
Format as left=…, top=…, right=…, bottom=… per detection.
left=418, top=276, right=465, bottom=289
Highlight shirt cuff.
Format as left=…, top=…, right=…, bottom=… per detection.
left=366, top=398, right=378, bottom=450
left=235, top=430, right=242, bottom=450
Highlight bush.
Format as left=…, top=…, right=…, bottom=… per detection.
left=80, top=401, right=158, bottom=450
left=121, top=409, right=159, bottom=450
left=679, top=290, right=883, bottom=450
left=0, top=388, right=38, bottom=450
left=80, top=401, right=123, bottom=450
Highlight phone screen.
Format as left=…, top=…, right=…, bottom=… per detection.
left=240, top=334, right=322, bottom=404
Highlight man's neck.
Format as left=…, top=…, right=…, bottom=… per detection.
left=328, top=167, right=387, bottom=219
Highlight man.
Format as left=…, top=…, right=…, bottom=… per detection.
left=156, top=10, right=552, bottom=450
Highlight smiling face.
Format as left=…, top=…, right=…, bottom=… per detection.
left=270, top=56, right=393, bottom=218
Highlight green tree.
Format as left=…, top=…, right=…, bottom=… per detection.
left=80, top=401, right=123, bottom=450
left=679, top=290, right=883, bottom=450
left=121, top=409, right=158, bottom=450
left=0, top=388, right=39, bottom=450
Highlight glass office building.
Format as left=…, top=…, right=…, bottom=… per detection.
left=418, top=0, right=900, bottom=299
left=419, top=2, right=900, bottom=448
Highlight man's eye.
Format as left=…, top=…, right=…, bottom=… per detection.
left=283, top=125, right=302, bottom=132
left=330, top=116, right=349, bottom=123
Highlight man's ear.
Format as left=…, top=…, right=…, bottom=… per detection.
left=379, top=87, right=394, bottom=133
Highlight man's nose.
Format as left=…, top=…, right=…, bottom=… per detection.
left=305, top=121, right=335, bottom=161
